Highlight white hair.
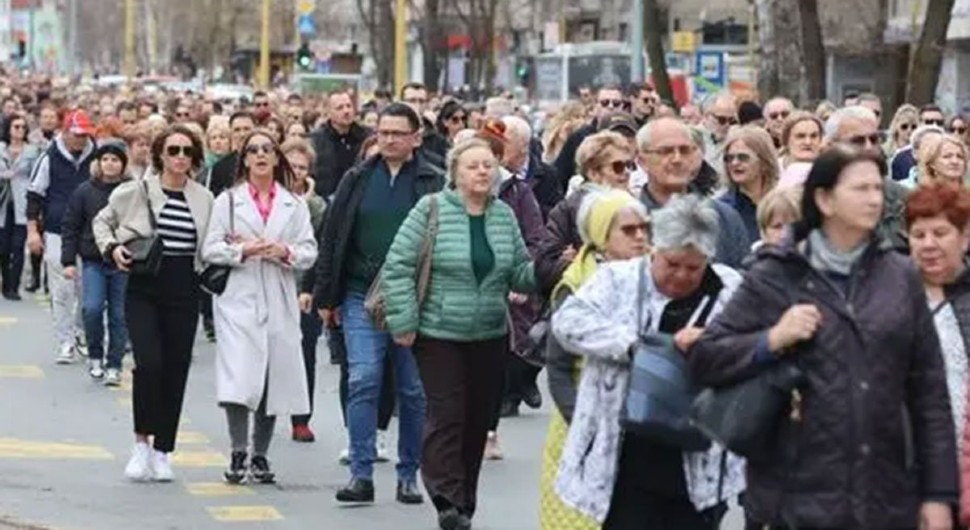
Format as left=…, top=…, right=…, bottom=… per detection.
left=651, top=194, right=719, bottom=258
left=576, top=191, right=650, bottom=246
left=484, top=97, right=515, bottom=119
left=501, top=116, right=532, bottom=145
left=635, top=117, right=691, bottom=153
left=823, top=106, right=877, bottom=141
left=911, top=125, right=946, bottom=150
left=453, top=128, right=477, bottom=143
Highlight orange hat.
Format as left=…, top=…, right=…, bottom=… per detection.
left=63, top=110, right=94, bottom=136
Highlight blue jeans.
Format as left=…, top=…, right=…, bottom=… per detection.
left=342, top=291, right=426, bottom=482
left=81, top=259, right=128, bottom=369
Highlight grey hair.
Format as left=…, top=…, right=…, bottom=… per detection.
left=688, top=125, right=707, bottom=154
left=485, top=97, right=515, bottom=118
left=446, top=137, right=498, bottom=184
left=576, top=191, right=650, bottom=246
left=635, top=117, right=691, bottom=153
left=911, top=125, right=946, bottom=151
left=501, top=115, right=532, bottom=144
left=823, top=106, right=877, bottom=141
left=651, top=194, right=719, bottom=258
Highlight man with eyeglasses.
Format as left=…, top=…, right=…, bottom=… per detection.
left=309, top=90, right=370, bottom=198
left=763, top=97, right=794, bottom=148
left=637, top=117, right=750, bottom=268
left=401, top=82, right=448, bottom=162
left=824, top=106, right=909, bottom=250
left=553, top=85, right=626, bottom=189
left=701, top=93, right=738, bottom=175
left=314, top=103, right=444, bottom=506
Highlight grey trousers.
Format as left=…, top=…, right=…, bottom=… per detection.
left=223, top=394, right=276, bottom=456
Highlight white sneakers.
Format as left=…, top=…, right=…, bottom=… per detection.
left=376, top=430, right=390, bottom=463
left=104, top=368, right=121, bottom=387
left=88, top=359, right=104, bottom=379
left=125, top=442, right=175, bottom=482
left=55, top=343, right=76, bottom=365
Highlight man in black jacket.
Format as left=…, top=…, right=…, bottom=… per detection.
left=310, top=90, right=370, bottom=198
left=314, top=103, right=444, bottom=506
left=401, top=82, right=448, bottom=162
left=501, top=115, right=562, bottom=220
left=207, top=111, right=254, bottom=197
left=553, top=85, right=626, bottom=187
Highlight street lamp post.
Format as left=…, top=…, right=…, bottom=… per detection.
left=394, top=0, right=407, bottom=95
left=259, top=0, right=271, bottom=88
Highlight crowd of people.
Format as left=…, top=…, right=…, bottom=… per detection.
left=4, top=73, right=970, bottom=529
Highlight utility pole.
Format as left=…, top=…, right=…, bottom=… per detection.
left=124, top=0, right=136, bottom=77
left=258, top=0, right=271, bottom=88
left=394, top=0, right=407, bottom=96
left=630, top=0, right=644, bottom=82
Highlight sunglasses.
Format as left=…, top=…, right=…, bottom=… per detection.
left=618, top=222, right=649, bottom=238
left=607, top=160, right=637, bottom=174
left=724, top=152, right=753, bottom=164
left=244, top=144, right=274, bottom=155
left=951, top=127, right=968, bottom=135
left=923, top=119, right=945, bottom=126
left=899, top=123, right=917, bottom=131
left=768, top=111, right=790, bottom=121
left=598, top=99, right=625, bottom=109
left=713, top=115, right=739, bottom=126
left=846, top=132, right=884, bottom=147
left=165, top=145, right=195, bottom=158
left=448, top=114, right=466, bottom=123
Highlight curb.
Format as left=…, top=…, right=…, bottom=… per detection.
left=0, top=516, right=56, bottom=530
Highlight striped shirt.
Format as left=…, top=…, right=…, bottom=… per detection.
left=157, top=190, right=197, bottom=257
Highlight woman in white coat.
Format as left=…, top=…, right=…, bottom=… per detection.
left=201, top=130, right=318, bottom=485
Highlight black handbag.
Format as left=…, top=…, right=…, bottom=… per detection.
left=199, top=194, right=235, bottom=295
left=690, top=361, right=805, bottom=460
left=620, top=260, right=712, bottom=451
left=127, top=181, right=164, bottom=277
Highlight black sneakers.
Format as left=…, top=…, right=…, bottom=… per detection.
left=396, top=480, right=424, bottom=505
left=250, top=455, right=276, bottom=484
left=335, top=478, right=375, bottom=503
left=437, top=508, right=471, bottom=530
left=224, top=451, right=247, bottom=484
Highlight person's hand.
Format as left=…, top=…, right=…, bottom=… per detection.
left=241, top=238, right=270, bottom=259
left=63, top=266, right=77, bottom=280
left=394, top=332, right=416, bottom=347
left=561, top=246, right=578, bottom=262
left=298, top=293, right=313, bottom=314
left=319, top=307, right=342, bottom=328
left=767, top=304, right=823, bottom=353
left=261, top=242, right=290, bottom=261
left=112, top=245, right=132, bottom=272
left=919, top=501, right=953, bottom=530
left=508, top=292, right=528, bottom=305
left=26, top=231, right=43, bottom=255
left=674, top=326, right=705, bottom=354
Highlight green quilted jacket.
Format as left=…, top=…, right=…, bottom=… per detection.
left=383, top=189, right=535, bottom=342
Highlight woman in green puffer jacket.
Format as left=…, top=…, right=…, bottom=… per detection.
left=383, top=137, right=534, bottom=530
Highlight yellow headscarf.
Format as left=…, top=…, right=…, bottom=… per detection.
left=553, top=190, right=643, bottom=300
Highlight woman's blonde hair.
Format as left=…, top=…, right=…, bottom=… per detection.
left=756, top=186, right=802, bottom=235
left=445, top=137, right=498, bottom=185
left=205, top=117, right=230, bottom=150
left=280, top=137, right=317, bottom=168
left=918, top=133, right=968, bottom=184
left=889, top=104, right=919, bottom=149
left=575, top=130, right=632, bottom=179
left=542, top=101, right=587, bottom=163
left=723, top=126, right=780, bottom=195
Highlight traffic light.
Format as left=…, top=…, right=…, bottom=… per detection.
left=297, top=43, right=313, bottom=72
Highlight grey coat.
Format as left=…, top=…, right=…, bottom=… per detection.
left=0, top=143, right=40, bottom=227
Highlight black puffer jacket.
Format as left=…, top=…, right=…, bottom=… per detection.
left=60, top=177, right=130, bottom=266
left=690, top=238, right=958, bottom=529
left=534, top=184, right=599, bottom=295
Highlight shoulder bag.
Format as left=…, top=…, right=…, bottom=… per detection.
left=620, top=259, right=712, bottom=451
left=126, top=180, right=164, bottom=277
left=365, top=194, right=439, bottom=330
left=199, top=192, right=235, bottom=295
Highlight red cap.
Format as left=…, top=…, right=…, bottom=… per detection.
left=63, top=110, right=94, bottom=136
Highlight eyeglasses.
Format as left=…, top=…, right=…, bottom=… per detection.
left=923, top=119, right=945, bottom=126
left=244, top=144, right=274, bottom=155
left=645, top=145, right=696, bottom=158
left=448, top=114, right=466, bottom=123
left=768, top=111, right=791, bottom=121
left=899, top=122, right=917, bottom=131
left=845, top=132, right=885, bottom=147
left=951, top=126, right=968, bottom=135
left=598, top=99, right=625, bottom=109
left=378, top=129, right=414, bottom=139
left=165, top=145, right=195, bottom=158
left=723, top=152, right=753, bottom=164
left=713, top=115, right=739, bottom=126
left=618, top=222, right=649, bottom=238
left=607, top=160, right=637, bottom=174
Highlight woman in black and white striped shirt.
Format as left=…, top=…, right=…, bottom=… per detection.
left=94, top=124, right=214, bottom=483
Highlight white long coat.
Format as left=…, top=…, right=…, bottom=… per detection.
left=201, top=183, right=318, bottom=416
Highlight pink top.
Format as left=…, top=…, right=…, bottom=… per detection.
left=248, top=181, right=277, bottom=223
left=778, top=162, right=813, bottom=190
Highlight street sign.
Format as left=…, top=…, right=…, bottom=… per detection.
left=298, top=14, right=316, bottom=35
left=694, top=51, right=725, bottom=94
left=671, top=31, right=697, bottom=53
left=298, top=0, right=315, bottom=15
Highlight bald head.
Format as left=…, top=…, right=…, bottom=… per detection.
left=637, top=117, right=697, bottom=193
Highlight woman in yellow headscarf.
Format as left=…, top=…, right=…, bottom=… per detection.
left=539, top=190, right=650, bottom=530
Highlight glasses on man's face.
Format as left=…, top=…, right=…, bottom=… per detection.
left=165, top=145, right=195, bottom=158
left=244, top=143, right=274, bottom=155
left=768, top=110, right=791, bottom=121
left=598, top=99, right=625, bottom=109
left=846, top=132, right=884, bottom=148
left=618, top=222, right=649, bottom=238
left=923, top=118, right=945, bottom=127
left=378, top=129, right=413, bottom=140
left=713, top=114, right=738, bottom=126
left=645, top=144, right=695, bottom=158
left=606, top=160, right=637, bottom=174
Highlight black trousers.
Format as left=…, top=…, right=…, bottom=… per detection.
left=199, top=291, right=214, bottom=332
left=0, top=207, right=26, bottom=295
left=414, top=335, right=507, bottom=518
left=126, top=257, right=199, bottom=453
left=335, top=324, right=396, bottom=430
left=292, top=310, right=323, bottom=427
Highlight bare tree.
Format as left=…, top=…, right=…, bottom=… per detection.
left=907, top=0, right=956, bottom=105
left=413, top=0, right=445, bottom=90
left=452, top=0, right=501, bottom=91
left=754, top=0, right=803, bottom=103
left=358, top=0, right=395, bottom=88
left=798, top=0, right=826, bottom=103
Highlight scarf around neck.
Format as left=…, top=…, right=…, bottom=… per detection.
left=807, top=229, right=868, bottom=276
